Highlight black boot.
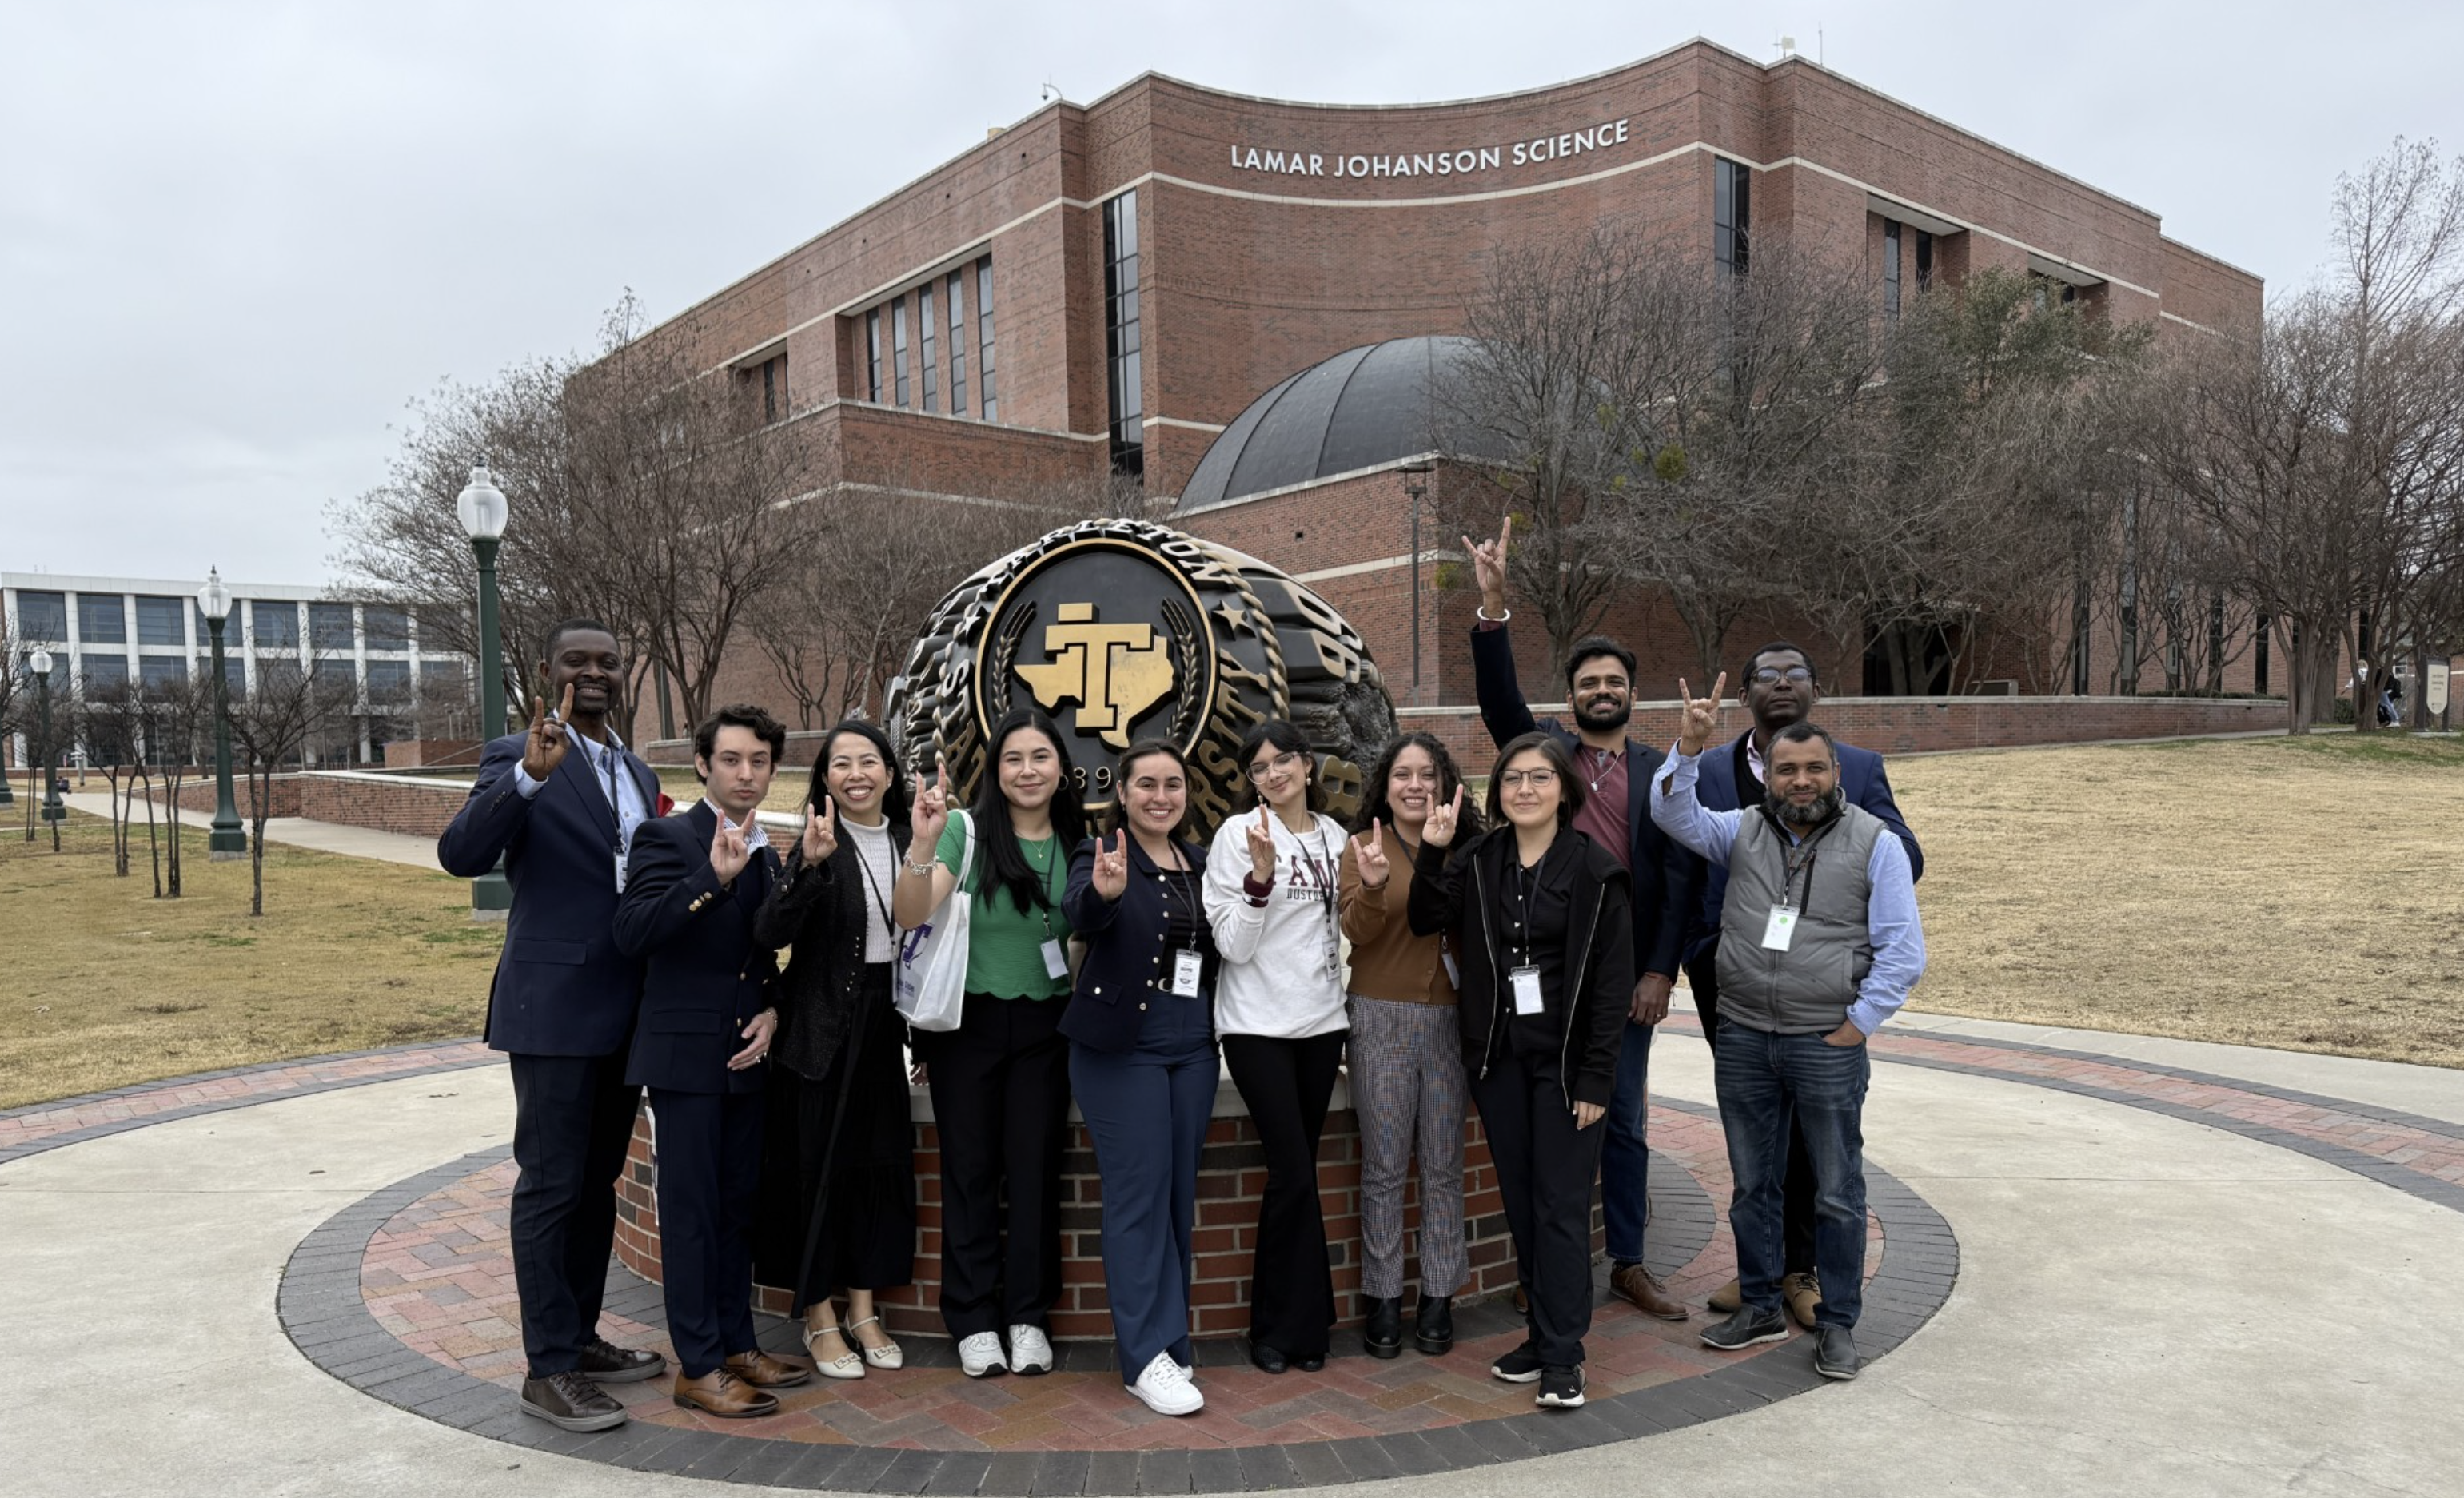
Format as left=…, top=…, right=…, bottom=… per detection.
left=1362, top=1297, right=1403, bottom=1359
left=1414, top=1293, right=1454, bottom=1355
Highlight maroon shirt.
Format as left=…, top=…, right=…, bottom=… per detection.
left=1569, top=743, right=1630, bottom=874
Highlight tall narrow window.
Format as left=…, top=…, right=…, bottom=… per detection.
left=947, top=270, right=968, bottom=416
left=866, top=311, right=883, bottom=403
left=1102, top=190, right=1143, bottom=477
left=1883, top=219, right=1902, bottom=321
left=760, top=353, right=788, bottom=424
left=891, top=298, right=911, bottom=408
left=919, top=285, right=939, bottom=412
left=1915, top=230, right=1934, bottom=291
left=977, top=257, right=998, bottom=423
left=1714, top=158, right=1751, bottom=277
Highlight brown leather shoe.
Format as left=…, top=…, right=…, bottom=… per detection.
left=520, top=1370, right=627, bottom=1432
left=578, top=1337, right=667, bottom=1384
left=1610, top=1263, right=1689, bottom=1322
left=672, top=1369, right=781, bottom=1418
left=1708, top=1277, right=1743, bottom=1313
left=1782, top=1271, right=1823, bottom=1330
left=724, top=1349, right=813, bottom=1388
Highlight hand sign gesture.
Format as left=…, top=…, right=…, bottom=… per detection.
left=1676, top=672, right=1728, bottom=757
left=710, top=808, right=752, bottom=886
left=910, top=763, right=951, bottom=852
left=1091, top=829, right=1130, bottom=901
left=1352, top=818, right=1390, bottom=889
left=1462, top=514, right=1512, bottom=612
left=1423, top=786, right=1465, bottom=847
left=521, top=683, right=574, bottom=779
left=801, top=795, right=838, bottom=863
left=1245, top=803, right=1279, bottom=883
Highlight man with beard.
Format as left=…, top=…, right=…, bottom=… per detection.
left=1684, top=643, right=1921, bottom=1327
left=1463, top=517, right=1699, bottom=1322
left=1650, top=683, right=1925, bottom=1384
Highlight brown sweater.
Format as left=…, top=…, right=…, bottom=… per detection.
left=1338, top=827, right=1457, bottom=1006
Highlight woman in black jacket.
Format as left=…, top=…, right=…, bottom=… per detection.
left=751, top=720, right=917, bottom=1380
left=1409, top=731, right=1633, bottom=1412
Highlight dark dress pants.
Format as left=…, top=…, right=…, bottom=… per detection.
left=1471, top=1050, right=1609, bottom=1368
left=507, top=1050, right=641, bottom=1377
left=1688, top=943, right=1818, bottom=1275
left=1071, top=1026, right=1218, bottom=1381
left=918, top=992, right=1071, bottom=1338
left=646, top=1086, right=766, bottom=1379
left=1221, top=1030, right=1346, bottom=1360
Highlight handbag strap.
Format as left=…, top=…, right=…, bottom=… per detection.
left=953, top=810, right=976, bottom=893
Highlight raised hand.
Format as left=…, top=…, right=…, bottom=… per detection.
left=801, top=795, right=838, bottom=864
left=710, top=808, right=752, bottom=887
left=1352, top=818, right=1390, bottom=888
left=521, top=683, right=574, bottom=779
left=1090, top=829, right=1130, bottom=901
left=1423, top=786, right=1464, bottom=847
left=909, top=763, right=951, bottom=855
left=1462, top=514, right=1512, bottom=612
left=1245, top=803, right=1278, bottom=883
left=1676, top=671, right=1728, bottom=756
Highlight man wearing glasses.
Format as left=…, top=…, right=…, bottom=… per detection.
left=1685, top=643, right=1921, bottom=1326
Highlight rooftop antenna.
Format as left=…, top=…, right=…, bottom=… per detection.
left=1820, top=26, right=1826, bottom=65
left=1776, top=34, right=1796, bottom=58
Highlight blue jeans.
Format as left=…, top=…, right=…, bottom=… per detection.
left=1712, top=1021, right=1868, bottom=1330
left=1601, top=1018, right=1653, bottom=1263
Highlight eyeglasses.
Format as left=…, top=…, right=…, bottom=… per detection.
left=1497, top=769, right=1559, bottom=790
left=1752, top=666, right=1814, bottom=685
left=1246, top=749, right=1308, bottom=782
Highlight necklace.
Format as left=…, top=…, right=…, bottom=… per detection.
left=1585, top=745, right=1617, bottom=794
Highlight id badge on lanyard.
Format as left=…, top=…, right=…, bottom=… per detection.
left=1041, top=938, right=1070, bottom=981
left=1170, top=948, right=1203, bottom=998
left=1509, top=964, right=1544, bottom=1015
left=1761, top=903, right=1799, bottom=951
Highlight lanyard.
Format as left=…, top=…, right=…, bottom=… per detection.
left=1771, top=815, right=1835, bottom=911
left=1023, top=836, right=1062, bottom=939
left=847, top=824, right=899, bottom=942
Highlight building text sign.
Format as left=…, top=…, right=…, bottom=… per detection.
left=1229, top=118, right=1633, bottom=181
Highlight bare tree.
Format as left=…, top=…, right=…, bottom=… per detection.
left=227, top=655, right=353, bottom=915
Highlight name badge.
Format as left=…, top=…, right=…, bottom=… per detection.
left=1041, top=938, right=1070, bottom=981
left=614, top=851, right=628, bottom=894
left=1510, top=964, right=1544, bottom=1015
left=1441, top=949, right=1461, bottom=989
left=1761, top=905, right=1799, bottom=952
left=1170, top=948, right=1203, bottom=998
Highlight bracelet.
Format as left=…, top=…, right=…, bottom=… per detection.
left=1475, top=604, right=1510, bottom=623
left=905, top=861, right=937, bottom=878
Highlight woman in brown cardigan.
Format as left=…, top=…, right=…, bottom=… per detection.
left=1337, top=731, right=1481, bottom=1359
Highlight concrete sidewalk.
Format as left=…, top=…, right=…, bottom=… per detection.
left=57, top=790, right=443, bottom=870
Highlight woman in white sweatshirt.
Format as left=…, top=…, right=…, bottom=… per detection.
left=1203, top=719, right=1350, bottom=1373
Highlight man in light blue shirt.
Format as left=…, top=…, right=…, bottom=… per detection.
left=1649, top=674, right=1924, bottom=1384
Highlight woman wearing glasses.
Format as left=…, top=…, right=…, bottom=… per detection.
left=1409, top=731, right=1633, bottom=1412
left=1203, top=719, right=1350, bottom=1374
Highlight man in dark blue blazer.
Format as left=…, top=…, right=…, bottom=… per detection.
left=437, top=620, right=667, bottom=1432
left=1678, top=640, right=1921, bottom=1325
left=612, top=703, right=809, bottom=1419
left=1463, top=519, right=1701, bottom=1324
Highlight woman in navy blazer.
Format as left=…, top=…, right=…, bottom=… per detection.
left=1059, top=739, right=1218, bottom=1417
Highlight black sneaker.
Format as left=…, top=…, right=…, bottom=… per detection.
left=578, top=1337, right=667, bottom=1384
left=1813, top=1324, right=1860, bottom=1380
left=519, top=1371, right=627, bottom=1432
left=1536, top=1364, right=1585, bottom=1408
left=1700, top=1305, right=1791, bottom=1351
left=1489, top=1339, right=1545, bottom=1384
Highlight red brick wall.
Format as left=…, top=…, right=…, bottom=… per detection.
left=173, top=773, right=304, bottom=820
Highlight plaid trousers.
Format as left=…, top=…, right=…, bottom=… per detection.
left=1346, top=994, right=1468, bottom=1298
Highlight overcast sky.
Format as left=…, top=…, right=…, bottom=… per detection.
left=5, top=1, right=2458, bottom=587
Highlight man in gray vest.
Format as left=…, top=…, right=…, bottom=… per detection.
left=1649, top=675, right=1925, bottom=1382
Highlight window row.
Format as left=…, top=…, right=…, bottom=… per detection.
left=863, top=255, right=996, bottom=422
left=14, top=652, right=468, bottom=703
left=10, top=592, right=416, bottom=651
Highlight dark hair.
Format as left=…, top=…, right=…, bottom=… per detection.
left=1102, top=739, right=1195, bottom=841
left=1740, top=640, right=1819, bottom=686
left=1563, top=635, right=1637, bottom=691
left=972, top=708, right=1089, bottom=914
left=1770, top=719, right=1838, bottom=761
left=1484, top=732, right=1586, bottom=830
left=815, top=719, right=909, bottom=828
left=692, top=703, right=787, bottom=781
left=1352, top=731, right=1481, bottom=840
left=542, top=617, right=617, bottom=663
left=1233, top=719, right=1326, bottom=815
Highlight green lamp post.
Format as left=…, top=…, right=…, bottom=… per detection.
left=459, top=463, right=513, bottom=918
left=30, top=647, right=63, bottom=850
left=197, top=568, right=248, bottom=859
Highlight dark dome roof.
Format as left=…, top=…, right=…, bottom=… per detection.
left=1174, top=336, right=1501, bottom=514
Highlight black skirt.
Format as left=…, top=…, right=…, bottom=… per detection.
left=753, top=963, right=918, bottom=1305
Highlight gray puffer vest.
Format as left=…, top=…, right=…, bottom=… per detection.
left=1714, top=802, right=1884, bottom=1034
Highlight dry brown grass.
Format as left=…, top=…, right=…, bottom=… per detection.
left=1892, top=732, right=2464, bottom=1069
left=0, top=812, right=496, bottom=1108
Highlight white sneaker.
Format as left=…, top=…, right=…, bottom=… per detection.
left=1128, top=1351, right=1204, bottom=1416
left=958, top=1331, right=1007, bottom=1377
left=1007, top=1323, right=1054, bottom=1376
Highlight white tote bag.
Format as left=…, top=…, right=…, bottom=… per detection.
left=894, top=810, right=973, bottom=1032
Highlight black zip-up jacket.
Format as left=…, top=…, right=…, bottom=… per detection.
left=751, top=817, right=912, bottom=1084
left=1406, top=826, right=1634, bottom=1108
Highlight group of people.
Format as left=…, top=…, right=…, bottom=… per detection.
left=438, top=516, right=1928, bottom=1432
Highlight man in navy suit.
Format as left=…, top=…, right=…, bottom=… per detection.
left=1682, top=641, right=1921, bottom=1325
left=437, top=620, right=668, bottom=1432
left=613, top=703, right=809, bottom=1419
left=1463, top=518, right=1701, bottom=1323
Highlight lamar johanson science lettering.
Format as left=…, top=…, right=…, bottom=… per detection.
left=1230, top=119, right=1633, bottom=180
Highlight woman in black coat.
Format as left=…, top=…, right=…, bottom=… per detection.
left=751, top=719, right=917, bottom=1380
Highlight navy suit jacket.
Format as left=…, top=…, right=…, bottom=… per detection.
left=1681, top=730, right=1924, bottom=966
left=612, top=804, right=779, bottom=1095
left=1470, top=623, right=1700, bottom=982
left=436, top=730, right=661, bottom=1058
left=1059, top=835, right=1213, bottom=1055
